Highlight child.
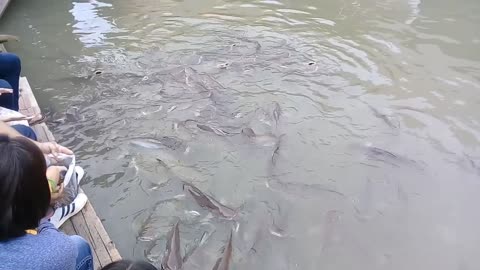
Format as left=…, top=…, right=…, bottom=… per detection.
left=45, top=154, right=89, bottom=229
left=0, top=135, right=93, bottom=270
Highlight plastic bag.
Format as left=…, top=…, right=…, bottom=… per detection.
left=49, top=154, right=79, bottom=208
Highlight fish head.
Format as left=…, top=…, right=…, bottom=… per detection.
left=241, top=128, right=256, bottom=138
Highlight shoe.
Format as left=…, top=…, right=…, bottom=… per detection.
left=50, top=192, right=88, bottom=229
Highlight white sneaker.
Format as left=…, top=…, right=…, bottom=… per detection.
left=50, top=192, right=88, bottom=229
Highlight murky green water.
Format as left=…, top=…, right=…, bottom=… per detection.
left=2, top=0, right=480, bottom=268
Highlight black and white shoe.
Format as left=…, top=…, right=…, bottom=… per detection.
left=50, top=192, right=88, bottom=229
left=50, top=166, right=87, bottom=229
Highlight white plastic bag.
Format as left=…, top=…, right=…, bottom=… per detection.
left=48, top=154, right=80, bottom=208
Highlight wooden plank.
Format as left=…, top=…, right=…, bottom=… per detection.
left=19, top=78, right=42, bottom=116
left=61, top=219, right=77, bottom=236
left=15, top=76, right=121, bottom=267
left=77, top=204, right=112, bottom=268
left=71, top=212, right=101, bottom=269
left=43, top=126, right=56, bottom=141
left=32, top=124, right=49, bottom=142
left=82, top=201, right=122, bottom=261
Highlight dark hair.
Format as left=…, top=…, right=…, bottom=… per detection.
left=101, top=260, right=158, bottom=270
left=0, top=135, right=50, bottom=241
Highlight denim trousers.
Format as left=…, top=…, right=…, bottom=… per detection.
left=11, top=124, right=37, bottom=141
left=0, top=53, right=21, bottom=111
left=70, top=235, right=94, bottom=270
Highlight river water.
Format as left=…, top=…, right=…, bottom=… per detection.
left=2, top=0, right=480, bottom=269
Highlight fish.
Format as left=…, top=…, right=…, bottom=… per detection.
left=236, top=36, right=262, bottom=54
left=180, top=67, right=224, bottom=92
left=367, top=146, right=398, bottom=159
left=197, top=124, right=215, bottom=132
left=368, top=105, right=400, bottom=129
left=168, top=106, right=177, bottom=113
left=212, top=231, right=233, bottom=270
left=271, top=135, right=285, bottom=165
left=241, top=128, right=256, bottom=138
left=363, top=144, right=423, bottom=169
left=242, top=128, right=278, bottom=147
left=272, top=102, right=282, bottom=126
left=65, top=107, right=81, bottom=122
left=155, top=153, right=204, bottom=182
left=138, top=209, right=162, bottom=242
left=183, top=182, right=236, bottom=219
left=161, top=221, right=183, bottom=270
left=131, top=139, right=164, bottom=149
left=197, top=124, right=229, bottom=136
left=217, top=62, right=230, bottom=69
left=132, top=136, right=186, bottom=151
left=0, top=35, right=19, bottom=44
left=271, top=142, right=280, bottom=165
left=158, top=136, right=187, bottom=151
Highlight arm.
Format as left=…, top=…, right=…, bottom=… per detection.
left=0, top=120, right=24, bottom=137
left=37, top=218, right=59, bottom=233
left=0, top=121, right=73, bottom=155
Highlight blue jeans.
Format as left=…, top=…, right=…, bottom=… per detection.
left=0, top=53, right=21, bottom=111
left=70, top=235, right=94, bottom=270
left=11, top=124, right=37, bottom=141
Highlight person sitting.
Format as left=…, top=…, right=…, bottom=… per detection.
left=101, top=260, right=158, bottom=270
left=0, top=52, right=21, bottom=111
left=0, top=54, right=45, bottom=125
left=1, top=113, right=89, bottom=229
left=0, top=135, right=93, bottom=270
left=0, top=79, right=38, bottom=140
left=47, top=157, right=89, bottom=229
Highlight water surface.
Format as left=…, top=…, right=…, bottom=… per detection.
left=1, top=0, right=480, bottom=269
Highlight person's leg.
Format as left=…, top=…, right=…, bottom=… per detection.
left=11, top=124, right=37, bottom=141
left=0, top=79, right=14, bottom=110
left=0, top=53, right=21, bottom=111
left=70, top=235, right=94, bottom=270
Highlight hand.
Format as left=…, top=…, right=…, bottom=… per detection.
left=50, top=183, right=64, bottom=203
left=46, top=166, right=67, bottom=203
left=36, top=141, right=73, bottom=157
left=0, top=88, right=13, bottom=95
